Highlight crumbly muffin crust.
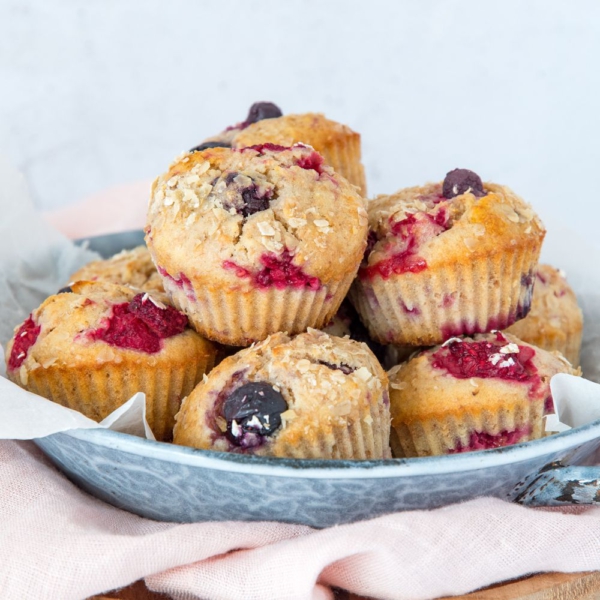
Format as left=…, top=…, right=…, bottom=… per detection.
left=173, top=329, right=391, bottom=459
left=146, top=144, right=368, bottom=345
left=388, top=331, right=578, bottom=457
left=69, top=246, right=164, bottom=292
left=505, top=264, right=583, bottom=366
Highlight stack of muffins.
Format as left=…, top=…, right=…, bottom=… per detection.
left=5, top=102, right=583, bottom=458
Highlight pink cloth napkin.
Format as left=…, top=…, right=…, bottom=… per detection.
left=43, top=180, right=151, bottom=239
left=3, top=440, right=600, bottom=600
left=0, top=187, right=594, bottom=599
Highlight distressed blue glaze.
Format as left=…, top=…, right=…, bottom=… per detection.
left=515, top=465, right=600, bottom=506
left=34, top=421, right=600, bottom=527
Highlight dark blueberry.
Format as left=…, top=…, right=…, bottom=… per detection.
left=318, top=360, right=356, bottom=375
left=190, top=140, right=231, bottom=153
left=222, top=382, right=288, bottom=446
left=221, top=172, right=272, bottom=217
left=240, top=185, right=271, bottom=217
left=246, top=102, right=283, bottom=125
left=57, top=286, right=73, bottom=294
left=442, top=168, right=486, bottom=199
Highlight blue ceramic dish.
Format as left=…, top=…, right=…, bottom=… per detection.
left=33, top=231, right=600, bottom=528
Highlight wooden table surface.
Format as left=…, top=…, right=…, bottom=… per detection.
left=91, top=571, right=600, bottom=600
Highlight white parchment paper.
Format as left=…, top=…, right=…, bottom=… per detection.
left=0, top=157, right=154, bottom=439
left=0, top=158, right=598, bottom=441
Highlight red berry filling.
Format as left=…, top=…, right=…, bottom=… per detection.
left=90, top=294, right=188, bottom=354
left=240, top=143, right=290, bottom=154
left=8, top=316, right=41, bottom=371
left=440, top=293, right=456, bottom=308
left=440, top=309, right=529, bottom=340
left=296, top=151, right=324, bottom=175
left=222, top=261, right=251, bottom=279
left=448, top=427, right=530, bottom=454
left=223, top=250, right=321, bottom=291
left=157, top=267, right=196, bottom=302
left=360, top=210, right=450, bottom=281
left=432, top=333, right=537, bottom=383
left=399, top=300, right=421, bottom=316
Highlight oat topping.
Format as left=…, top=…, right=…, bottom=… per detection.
left=147, top=144, right=368, bottom=298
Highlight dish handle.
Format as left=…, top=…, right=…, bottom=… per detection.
left=514, top=463, right=600, bottom=506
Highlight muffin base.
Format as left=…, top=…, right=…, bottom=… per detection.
left=161, top=270, right=358, bottom=347
left=13, top=344, right=216, bottom=442
left=350, top=240, right=542, bottom=346
left=391, top=398, right=544, bottom=458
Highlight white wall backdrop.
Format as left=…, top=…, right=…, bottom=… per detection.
left=1, top=0, right=599, bottom=237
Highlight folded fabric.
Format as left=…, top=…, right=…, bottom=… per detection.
left=2, top=439, right=599, bottom=600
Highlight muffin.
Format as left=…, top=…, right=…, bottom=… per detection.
left=193, top=102, right=367, bottom=195
left=146, top=143, right=368, bottom=346
left=173, top=329, right=391, bottom=459
left=349, top=168, right=546, bottom=346
left=69, top=245, right=164, bottom=292
left=388, top=331, right=579, bottom=457
left=505, top=264, right=583, bottom=366
left=5, top=281, right=217, bottom=441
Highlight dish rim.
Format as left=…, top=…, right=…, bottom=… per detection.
left=58, top=417, right=600, bottom=480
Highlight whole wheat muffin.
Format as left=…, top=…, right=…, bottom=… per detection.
left=173, top=329, right=391, bottom=459
left=69, top=246, right=164, bottom=292
left=349, top=168, right=545, bottom=346
left=5, top=281, right=217, bottom=441
left=193, top=102, right=367, bottom=195
left=146, top=143, right=368, bottom=346
left=388, top=331, right=579, bottom=457
left=505, top=264, right=583, bottom=366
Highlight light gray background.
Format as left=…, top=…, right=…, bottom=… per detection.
left=1, top=1, right=598, bottom=239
